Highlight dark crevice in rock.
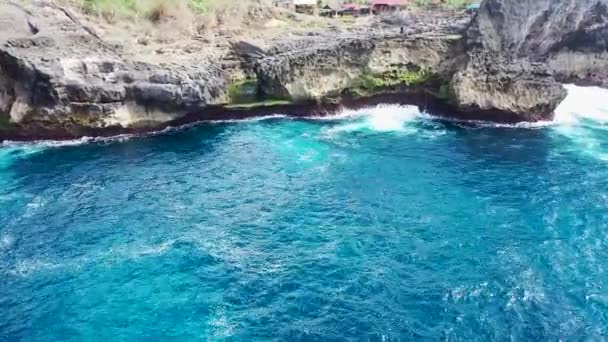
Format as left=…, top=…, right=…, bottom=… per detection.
left=27, top=20, right=39, bottom=35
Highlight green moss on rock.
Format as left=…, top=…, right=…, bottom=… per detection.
left=227, top=77, right=259, bottom=104
left=349, top=68, right=433, bottom=94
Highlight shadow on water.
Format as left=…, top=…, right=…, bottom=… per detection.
left=7, top=123, right=231, bottom=185
left=450, top=124, right=561, bottom=198
left=441, top=121, right=554, bottom=166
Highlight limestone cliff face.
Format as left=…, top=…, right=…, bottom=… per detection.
left=0, top=1, right=227, bottom=138
left=451, top=54, right=567, bottom=121
left=254, top=28, right=467, bottom=101
left=451, top=0, right=608, bottom=120
left=536, top=0, right=608, bottom=87
left=255, top=37, right=375, bottom=100
left=1, top=0, right=607, bottom=139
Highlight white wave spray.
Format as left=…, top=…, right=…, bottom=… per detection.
left=324, top=104, right=433, bottom=134
left=552, top=84, right=608, bottom=162
left=554, top=84, right=608, bottom=125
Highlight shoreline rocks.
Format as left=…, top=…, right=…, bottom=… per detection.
left=451, top=0, right=608, bottom=119
left=0, top=1, right=227, bottom=139
left=1, top=0, right=607, bottom=140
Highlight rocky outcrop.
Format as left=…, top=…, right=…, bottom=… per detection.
left=1, top=0, right=607, bottom=139
left=450, top=53, right=568, bottom=121
left=255, top=37, right=373, bottom=100
left=257, top=0, right=608, bottom=122
left=0, top=1, right=226, bottom=138
left=451, top=0, right=608, bottom=120
left=254, top=14, right=469, bottom=101
left=535, top=0, right=608, bottom=87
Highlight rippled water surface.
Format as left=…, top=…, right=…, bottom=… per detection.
left=2, top=86, right=608, bottom=341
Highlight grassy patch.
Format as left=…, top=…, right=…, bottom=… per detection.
left=69, top=0, right=274, bottom=23
left=78, top=0, right=140, bottom=19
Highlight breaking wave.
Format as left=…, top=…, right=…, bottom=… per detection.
left=554, top=84, right=608, bottom=125
left=322, top=104, right=444, bottom=137
left=552, top=84, right=608, bottom=161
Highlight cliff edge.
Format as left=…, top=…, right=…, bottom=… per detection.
left=0, top=0, right=607, bottom=140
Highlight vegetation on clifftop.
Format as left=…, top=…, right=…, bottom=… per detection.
left=67, top=0, right=277, bottom=30
left=74, top=0, right=271, bottom=17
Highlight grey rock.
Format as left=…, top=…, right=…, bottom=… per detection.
left=451, top=0, right=608, bottom=119
left=2, top=0, right=607, bottom=139
left=254, top=18, right=467, bottom=101
left=0, top=0, right=227, bottom=137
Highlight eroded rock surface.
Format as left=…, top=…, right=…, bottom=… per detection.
left=451, top=0, right=608, bottom=120
left=0, top=1, right=226, bottom=138
left=1, top=0, right=607, bottom=139
left=254, top=14, right=468, bottom=100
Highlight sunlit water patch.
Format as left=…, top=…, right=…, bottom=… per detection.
left=1, top=86, right=608, bottom=340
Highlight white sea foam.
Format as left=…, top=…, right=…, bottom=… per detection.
left=1, top=134, right=143, bottom=150
left=3, top=239, right=178, bottom=277
left=208, top=306, right=236, bottom=339
left=325, top=104, right=427, bottom=134
left=551, top=84, right=608, bottom=162
left=209, top=114, right=288, bottom=123
left=0, top=233, right=14, bottom=251
left=7, top=259, right=61, bottom=277
left=554, top=84, right=608, bottom=125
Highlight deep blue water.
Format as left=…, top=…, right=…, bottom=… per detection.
left=2, top=87, right=608, bottom=341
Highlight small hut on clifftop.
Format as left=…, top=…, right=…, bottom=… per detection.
left=293, top=0, right=317, bottom=14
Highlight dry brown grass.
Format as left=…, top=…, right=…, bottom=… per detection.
left=56, top=0, right=339, bottom=59
left=66, top=0, right=278, bottom=29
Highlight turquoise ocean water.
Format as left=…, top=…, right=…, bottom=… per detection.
left=1, top=85, right=608, bottom=340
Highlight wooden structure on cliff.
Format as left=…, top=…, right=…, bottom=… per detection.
left=319, top=4, right=340, bottom=17
left=275, top=0, right=317, bottom=14
left=320, top=3, right=372, bottom=17
left=293, top=0, right=317, bottom=14
left=341, top=3, right=371, bottom=16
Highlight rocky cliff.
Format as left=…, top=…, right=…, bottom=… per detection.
left=257, top=0, right=608, bottom=122
left=0, top=1, right=226, bottom=139
left=254, top=17, right=468, bottom=101
left=1, top=0, right=607, bottom=140
left=451, top=0, right=608, bottom=120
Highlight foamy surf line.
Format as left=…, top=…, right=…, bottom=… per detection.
left=0, top=107, right=412, bottom=148
left=2, top=134, right=138, bottom=149
left=3, top=86, right=608, bottom=148
left=0, top=124, right=195, bottom=149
